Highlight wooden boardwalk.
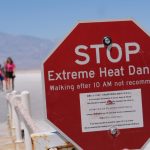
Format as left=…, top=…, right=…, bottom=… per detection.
left=0, top=122, right=25, bottom=150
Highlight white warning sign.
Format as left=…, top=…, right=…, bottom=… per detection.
left=80, top=89, right=143, bottom=132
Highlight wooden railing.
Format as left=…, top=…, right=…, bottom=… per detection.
left=6, top=91, right=75, bottom=150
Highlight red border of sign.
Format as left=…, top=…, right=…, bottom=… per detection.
left=41, top=19, right=150, bottom=150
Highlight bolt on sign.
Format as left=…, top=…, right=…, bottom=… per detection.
left=43, top=20, right=150, bottom=150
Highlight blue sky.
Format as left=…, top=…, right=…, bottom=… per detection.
left=0, top=0, right=150, bottom=40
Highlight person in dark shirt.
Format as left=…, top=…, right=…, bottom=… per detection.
left=0, top=64, right=4, bottom=91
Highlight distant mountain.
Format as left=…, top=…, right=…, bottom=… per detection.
left=0, top=32, right=57, bottom=69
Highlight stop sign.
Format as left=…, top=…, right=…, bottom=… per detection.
left=43, top=20, right=150, bottom=150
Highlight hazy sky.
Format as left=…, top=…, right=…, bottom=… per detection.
left=0, top=0, right=150, bottom=40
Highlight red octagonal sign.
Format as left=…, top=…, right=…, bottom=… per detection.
left=43, top=20, right=150, bottom=150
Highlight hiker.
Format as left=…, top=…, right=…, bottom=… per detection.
left=0, top=64, right=4, bottom=91
left=5, top=57, right=16, bottom=91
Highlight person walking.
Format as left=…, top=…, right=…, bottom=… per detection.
left=5, top=57, right=16, bottom=91
left=0, top=64, right=4, bottom=91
